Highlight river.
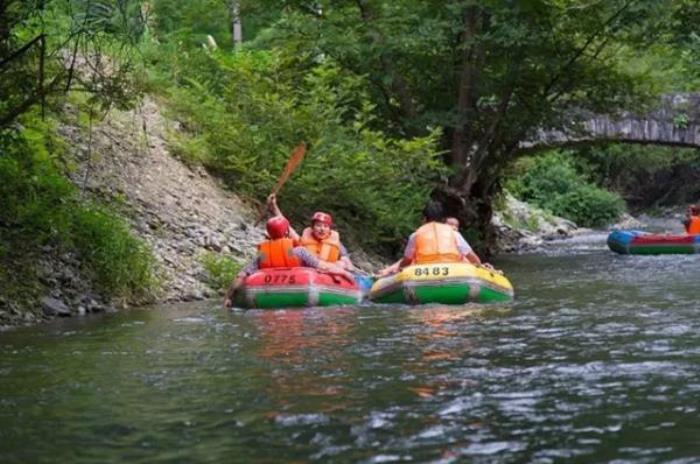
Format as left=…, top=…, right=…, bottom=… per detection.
left=2, top=233, right=700, bottom=463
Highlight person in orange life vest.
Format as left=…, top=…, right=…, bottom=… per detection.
left=376, top=216, right=484, bottom=277
left=683, top=204, right=700, bottom=234
left=223, top=216, right=354, bottom=308
left=376, top=202, right=486, bottom=277
left=266, top=194, right=355, bottom=270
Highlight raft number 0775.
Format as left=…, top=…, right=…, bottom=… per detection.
left=263, top=274, right=296, bottom=284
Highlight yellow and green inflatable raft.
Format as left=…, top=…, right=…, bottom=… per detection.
left=369, top=262, right=514, bottom=305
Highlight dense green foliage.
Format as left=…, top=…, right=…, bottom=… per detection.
left=1, top=0, right=146, bottom=126
left=236, top=0, right=698, bottom=241
left=0, top=115, right=157, bottom=300
left=150, top=0, right=278, bottom=46
left=200, top=252, right=242, bottom=292
left=1, top=1, right=157, bottom=303
left=142, top=0, right=699, bottom=248
left=570, top=144, right=700, bottom=209
left=2, top=0, right=700, bottom=302
left=148, top=44, right=444, bottom=250
left=507, top=151, right=625, bottom=227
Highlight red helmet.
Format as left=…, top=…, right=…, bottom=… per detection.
left=311, top=211, right=333, bottom=226
left=266, top=216, right=290, bottom=239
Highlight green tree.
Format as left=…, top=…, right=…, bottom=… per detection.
left=149, top=0, right=281, bottom=48
left=0, top=0, right=146, bottom=127
left=157, top=48, right=444, bottom=251
left=1, top=1, right=157, bottom=305
left=250, top=0, right=695, bottom=249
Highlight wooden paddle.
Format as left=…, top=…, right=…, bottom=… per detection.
left=256, top=142, right=307, bottom=224
left=272, top=142, right=306, bottom=196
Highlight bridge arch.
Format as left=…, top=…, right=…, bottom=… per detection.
left=522, top=93, right=700, bottom=151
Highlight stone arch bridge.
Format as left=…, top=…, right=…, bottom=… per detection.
left=522, top=93, right=700, bottom=151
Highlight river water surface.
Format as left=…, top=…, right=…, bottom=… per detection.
left=2, top=235, right=700, bottom=463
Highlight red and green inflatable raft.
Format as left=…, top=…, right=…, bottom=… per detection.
left=607, top=230, right=700, bottom=254
left=234, top=267, right=363, bottom=309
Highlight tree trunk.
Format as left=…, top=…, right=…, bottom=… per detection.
left=433, top=6, right=491, bottom=252
left=230, top=1, right=242, bottom=47
left=436, top=6, right=512, bottom=255
left=0, top=1, right=9, bottom=56
left=433, top=140, right=507, bottom=256
left=450, top=6, right=481, bottom=174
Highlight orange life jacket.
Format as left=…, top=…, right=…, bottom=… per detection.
left=687, top=216, right=700, bottom=234
left=257, top=238, right=302, bottom=268
left=300, top=227, right=341, bottom=263
left=413, top=222, right=461, bottom=264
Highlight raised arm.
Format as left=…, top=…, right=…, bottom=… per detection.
left=267, top=194, right=299, bottom=240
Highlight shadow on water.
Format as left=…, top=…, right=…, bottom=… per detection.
left=2, top=237, right=700, bottom=462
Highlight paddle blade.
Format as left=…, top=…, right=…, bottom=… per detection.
left=255, top=142, right=307, bottom=226
left=273, top=142, right=306, bottom=194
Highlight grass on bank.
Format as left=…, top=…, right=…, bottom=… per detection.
left=200, top=251, right=242, bottom=293
left=0, top=114, right=158, bottom=303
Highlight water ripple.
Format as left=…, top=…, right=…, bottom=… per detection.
left=2, top=250, right=700, bottom=462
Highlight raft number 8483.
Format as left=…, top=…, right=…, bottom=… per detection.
left=414, top=267, right=450, bottom=277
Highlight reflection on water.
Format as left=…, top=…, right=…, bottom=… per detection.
left=2, top=236, right=700, bottom=462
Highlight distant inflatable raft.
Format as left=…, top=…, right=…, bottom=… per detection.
left=369, top=262, right=514, bottom=305
left=607, top=230, right=700, bottom=255
left=235, top=268, right=362, bottom=309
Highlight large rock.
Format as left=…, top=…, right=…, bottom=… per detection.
left=41, top=297, right=71, bottom=317
left=493, top=192, right=579, bottom=252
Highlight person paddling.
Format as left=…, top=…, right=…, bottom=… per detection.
left=223, top=216, right=354, bottom=308
left=443, top=216, right=493, bottom=268
left=266, top=194, right=356, bottom=271
left=377, top=202, right=490, bottom=277
left=683, top=204, right=700, bottom=234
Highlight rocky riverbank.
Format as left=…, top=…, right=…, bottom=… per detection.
left=0, top=98, right=381, bottom=329
left=492, top=192, right=582, bottom=252
left=59, top=98, right=270, bottom=302
left=3, top=98, right=651, bottom=330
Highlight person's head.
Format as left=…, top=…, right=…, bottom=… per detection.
left=266, top=216, right=290, bottom=239
left=422, top=200, right=444, bottom=222
left=311, top=211, right=333, bottom=239
left=445, top=216, right=459, bottom=231
left=691, top=204, right=700, bottom=216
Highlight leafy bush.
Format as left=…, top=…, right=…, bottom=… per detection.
left=152, top=48, right=445, bottom=252
left=507, top=152, right=581, bottom=201
left=548, top=185, right=626, bottom=227
left=506, top=150, right=625, bottom=227
left=0, top=117, right=157, bottom=301
left=200, top=252, right=242, bottom=292
left=71, top=206, right=157, bottom=300
left=573, top=143, right=700, bottom=208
